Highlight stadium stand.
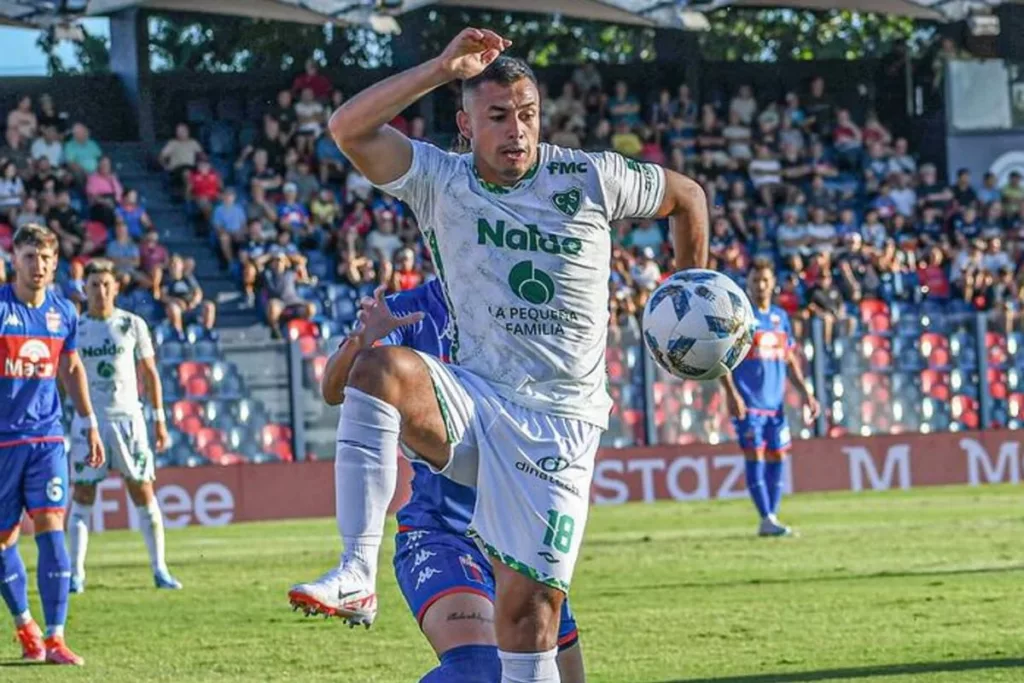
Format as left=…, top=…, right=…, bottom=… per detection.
left=4, top=42, right=1024, bottom=461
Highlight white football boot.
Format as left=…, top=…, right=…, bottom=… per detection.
left=758, top=515, right=794, bottom=537
left=288, top=565, right=377, bottom=628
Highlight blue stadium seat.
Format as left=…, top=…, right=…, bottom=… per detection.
left=193, top=339, right=220, bottom=362
left=159, top=341, right=185, bottom=365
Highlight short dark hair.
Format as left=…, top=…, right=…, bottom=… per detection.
left=463, top=56, right=537, bottom=98
left=84, top=259, right=117, bottom=279
left=751, top=257, right=774, bottom=275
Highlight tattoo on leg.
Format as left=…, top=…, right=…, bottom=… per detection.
left=446, top=611, right=493, bottom=624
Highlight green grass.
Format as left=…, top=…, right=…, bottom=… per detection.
left=4, top=484, right=1024, bottom=682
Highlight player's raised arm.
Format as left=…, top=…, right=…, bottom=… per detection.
left=57, top=351, right=104, bottom=468
left=656, top=169, right=710, bottom=271
left=329, top=28, right=511, bottom=186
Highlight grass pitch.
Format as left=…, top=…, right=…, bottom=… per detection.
left=3, top=484, right=1023, bottom=682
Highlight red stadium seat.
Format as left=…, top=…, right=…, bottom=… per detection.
left=861, top=372, right=887, bottom=394
left=178, top=361, right=209, bottom=387
left=171, top=400, right=201, bottom=428
left=299, top=336, right=318, bottom=357
left=960, top=410, right=980, bottom=430
left=287, top=319, right=318, bottom=342
left=859, top=299, right=889, bottom=323
left=951, top=395, right=978, bottom=418
left=607, top=358, right=624, bottom=382
left=1009, top=393, right=1024, bottom=417
left=311, top=355, right=328, bottom=385
left=919, top=332, right=948, bottom=355
left=920, top=370, right=950, bottom=400
left=202, top=442, right=227, bottom=462
left=927, top=346, right=951, bottom=368
left=269, top=439, right=294, bottom=462
left=869, top=348, right=892, bottom=369
left=194, top=427, right=223, bottom=452
left=178, top=415, right=203, bottom=436
left=861, top=335, right=889, bottom=357
left=260, top=424, right=293, bottom=450
left=868, top=314, right=891, bottom=334
left=185, top=376, right=210, bottom=398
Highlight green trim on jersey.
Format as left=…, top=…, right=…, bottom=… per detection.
left=425, top=228, right=461, bottom=364
left=472, top=157, right=540, bottom=195
left=429, top=375, right=457, bottom=444
left=473, top=534, right=570, bottom=594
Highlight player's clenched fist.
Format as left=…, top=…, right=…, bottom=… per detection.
left=86, top=426, right=105, bottom=469
left=437, top=28, right=512, bottom=80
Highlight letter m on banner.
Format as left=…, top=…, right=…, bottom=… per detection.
left=842, top=445, right=911, bottom=492
left=962, top=438, right=1020, bottom=485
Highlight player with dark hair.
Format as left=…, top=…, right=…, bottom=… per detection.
left=720, top=258, right=820, bottom=537
left=0, top=224, right=104, bottom=665
left=293, top=281, right=585, bottom=682
left=293, top=29, right=708, bottom=683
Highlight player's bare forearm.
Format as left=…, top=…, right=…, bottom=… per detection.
left=786, top=352, right=813, bottom=399
left=658, top=169, right=709, bottom=271
left=58, top=352, right=97, bottom=418
left=328, top=59, right=448, bottom=185
left=321, top=335, right=366, bottom=406
left=139, top=357, right=165, bottom=415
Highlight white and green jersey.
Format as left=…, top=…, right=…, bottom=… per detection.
left=77, top=308, right=155, bottom=418
left=378, top=141, right=666, bottom=428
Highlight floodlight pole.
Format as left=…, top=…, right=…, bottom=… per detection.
left=109, top=7, right=156, bottom=146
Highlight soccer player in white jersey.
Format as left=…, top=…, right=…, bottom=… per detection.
left=294, top=29, right=708, bottom=683
left=66, top=259, right=182, bottom=592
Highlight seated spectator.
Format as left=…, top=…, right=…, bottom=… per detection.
left=139, top=229, right=168, bottom=292
left=85, top=155, right=123, bottom=226
left=806, top=268, right=851, bottom=345
left=261, top=249, right=316, bottom=339
left=611, top=120, right=642, bottom=158
left=212, top=187, right=248, bottom=265
left=776, top=209, right=809, bottom=259
left=277, top=182, right=310, bottom=231
left=950, top=168, right=978, bottom=210
left=804, top=76, right=834, bottom=138
left=366, top=210, right=403, bottom=264
left=238, top=219, right=271, bottom=307
left=748, top=144, right=783, bottom=207
left=978, top=171, right=1001, bottom=206
left=62, top=258, right=86, bottom=311
left=807, top=175, right=836, bottom=211
left=0, top=128, right=28, bottom=174
left=980, top=201, right=1005, bottom=239
left=159, top=122, right=204, bottom=197
left=310, top=188, right=340, bottom=230
left=161, top=254, right=216, bottom=340
left=729, top=85, right=758, bottom=125
left=187, top=155, right=222, bottom=228
left=806, top=207, right=837, bottom=255
left=64, top=123, right=103, bottom=182
left=285, top=157, right=320, bottom=205
left=0, top=161, right=25, bottom=211
left=779, top=144, right=812, bottom=189
left=887, top=172, right=917, bottom=218
left=14, top=197, right=44, bottom=230
left=609, top=81, right=641, bottom=127
left=36, top=94, right=66, bottom=134
left=106, top=216, right=155, bottom=288
left=696, top=108, right=729, bottom=167
left=951, top=206, right=981, bottom=242
left=247, top=147, right=284, bottom=197
left=271, top=90, right=296, bottom=139
left=314, top=130, right=347, bottom=186
left=862, top=142, right=890, bottom=180
left=983, top=237, right=1013, bottom=274
left=918, top=246, right=951, bottom=300
left=722, top=111, right=753, bottom=162
left=292, top=58, right=333, bottom=100
left=860, top=208, right=887, bottom=249
left=293, top=87, right=325, bottom=156
left=46, top=188, right=83, bottom=258
left=832, top=109, right=863, bottom=169
left=861, top=111, right=892, bottom=149
left=237, top=116, right=287, bottom=174
left=30, top=125, right=64, bottom=167
left=389, top=247, right=422, bottom=292
left=7, top=95, right=37, bottom=140
left=116, top=188, right=153, bottom=240
left=806, top=140, right=838, bottom=179
left=1003, top=171, right=1024, bottom=215
left=917, top=164, right=953, bottom=214
left=887, top=137, right=916, bottom=176
left=777, top=112, right=804, bottom=151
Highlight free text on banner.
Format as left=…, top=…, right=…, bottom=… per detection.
left=65, top=431, right=1023, bottom=531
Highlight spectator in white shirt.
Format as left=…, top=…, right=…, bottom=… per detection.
left=30, top=125, right=64, bottom=166
left=776, top=210, right=809, bottom=258
left=860, top=209, right=888, bottom=249
left=806, top=207, right=837, bottom=255
left=749, top=144, right=783, bottom=207
left=366, top=211, right=404, bottom=263
left=888, top=137, right=917, bottom=176
left=983, top=237, right=1013, bottom=273
left=729, top=85, right=758, bottom=125
left=631, top=246, right=662, bottom=291
left=887, top=172, right=918, bottom=217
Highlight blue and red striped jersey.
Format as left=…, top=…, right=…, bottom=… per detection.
left=0, top=284, right=78, bottom=444
left=731, top=304, right=794, bottom=412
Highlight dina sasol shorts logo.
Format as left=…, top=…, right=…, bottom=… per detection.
left=536, top=456, right=571, bottom=473
left=537, top=551, right=560, bottom=564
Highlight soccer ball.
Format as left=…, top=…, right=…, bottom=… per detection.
left=642, top=269, right=756, bottom=381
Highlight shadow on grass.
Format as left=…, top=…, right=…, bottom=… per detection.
left=594, top=563, right=1024, bottom=596
left=0, top=661, right=46, bottom=667
left=655, top=657, right=1024, bottom=682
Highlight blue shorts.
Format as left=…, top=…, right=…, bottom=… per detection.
left=394, top=528, right=579, bottom=651
left=0, top=439, right=68, bottom=532
left=733, top=410, right=792, bottom=456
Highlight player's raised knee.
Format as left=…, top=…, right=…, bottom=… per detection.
left=347, top=345, right=424, bottom=404
left=495, top=579, right=563, bottom=651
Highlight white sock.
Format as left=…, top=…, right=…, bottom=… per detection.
left=137, top=499, right=168, bottom=574
left=499, top=648, right=560, bottom=683
left=14, top=610, right=32, bottom=627
left=334, top=386, right=400, bottom=585
left=46, top=625, right=64, bottom=639
left=68, top=502, right=92, bottom=579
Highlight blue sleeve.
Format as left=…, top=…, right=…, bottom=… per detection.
left=63, top=303, right=79, bottom=353
left=381, top=296, right=410, bottom=348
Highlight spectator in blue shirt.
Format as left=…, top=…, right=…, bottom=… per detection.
left=213, top=187, right=248, bottom=266
left=277, top=182, right=310, bottom=231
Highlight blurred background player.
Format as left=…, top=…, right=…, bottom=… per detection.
left=0, top=224, right=104, bottom=666
left=291, top=281, right=586, bottom=683
left=66, top=259, right=181, bottom=593
left=721, top=258, right=819, bottom=537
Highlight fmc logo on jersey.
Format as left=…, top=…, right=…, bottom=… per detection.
left=477, top=219, right=583, bottom=256
left=2, top=337, right=59, bottom=379
left=546, top=161, right=587, bottom=175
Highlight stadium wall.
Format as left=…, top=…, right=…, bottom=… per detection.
left=69, top=431, right=1024, bottom=532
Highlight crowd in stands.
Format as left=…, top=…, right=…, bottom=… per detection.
left=0, top=94, right=218, bottom=342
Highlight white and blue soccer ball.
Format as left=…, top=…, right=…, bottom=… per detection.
left=641, top=269, right=757, bottom=381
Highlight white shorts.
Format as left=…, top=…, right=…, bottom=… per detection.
left=409, top=351, right=602, bottom=594
left=70, top=412, right=155, bottom=485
